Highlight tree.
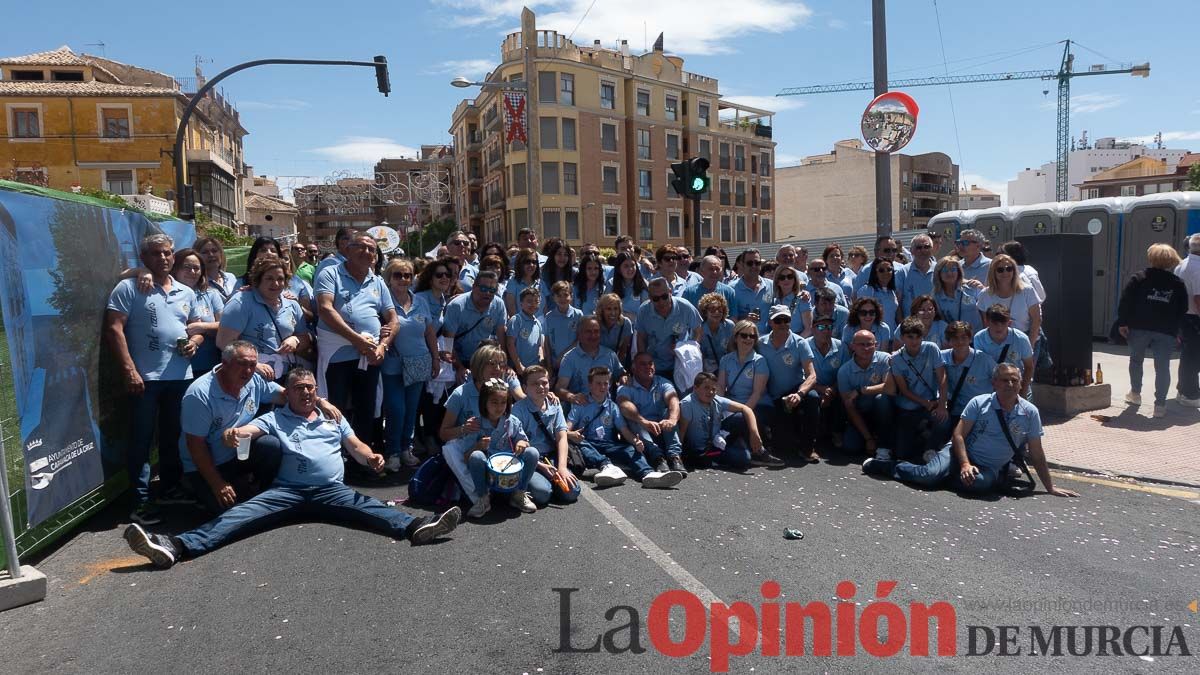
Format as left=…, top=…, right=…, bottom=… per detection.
left=403, top=217, right=459, bottom=257
left=196, top=221, right=254, bottom=247
left=1188, top=163, right=1200, bottom=191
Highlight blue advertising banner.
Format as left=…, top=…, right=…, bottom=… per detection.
left=0, top=186, right=194, bottom=526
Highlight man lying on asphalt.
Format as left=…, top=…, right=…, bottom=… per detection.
left=124, top=368, right=461, bottom=568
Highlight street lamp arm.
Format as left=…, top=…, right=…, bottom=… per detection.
left=174, top=57, right=388, bottom=220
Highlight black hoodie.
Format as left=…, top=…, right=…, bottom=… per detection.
left=1116, top=267, right=1188, bottom=336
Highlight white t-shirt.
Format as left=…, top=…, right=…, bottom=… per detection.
left=1177, top=253, right=1200, bottom=317
left=1019, top=265, right=1046, bottom=303
left=976, top=286, right=1040, bottom=334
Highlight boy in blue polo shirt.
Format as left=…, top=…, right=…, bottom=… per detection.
left=505, top=286, right=546, bottom=378
left=973, top=304, right=1035, bottom=398
left=543, top=280, right=583, bottom=369
left=890, top=317, right=949, bottom=463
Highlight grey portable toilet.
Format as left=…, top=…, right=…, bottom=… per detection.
left=1120, top=191, right=1200, bottom=285
left=1013, top=201, right=1063, bottom=237
left=971, top=206, right=1014, bottom=249
left=1062, top=197, right=1126, bottom=337
left=927, top=210, right=971, bottom=258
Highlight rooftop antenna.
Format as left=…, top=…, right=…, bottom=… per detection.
left=83, top=41, right=107, bottom=57
left=1154, top=131, right=1163, bottom=149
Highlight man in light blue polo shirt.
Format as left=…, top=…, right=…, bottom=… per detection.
left=617, top=352, right=686, bottom=475
left=955, top=228, right=991, bottom=289
left=314, top=225, right=357, bottom=278
left=443, top=269, right=508, bottom=368
left=732, top=248, right=773, bottom=330
left=105, top=233, right=203, bottom=525
left=973, top=304, right=1034, bottom=397
left=637, top=277, right=702, bottom=381
left=314, top=232, right=397, bottom=442
left=556, top=317, right=624, bottom=404
left=123, top=368, right=462, bottom=569
left=896, top=234, right=936, bottom=316
left=755, top=305, right=816, bottom=463
left=837, top=329, right=896, bottom=458
left=852, top=236, right=903, bottom=298
left=682, top=255, right=738, bottom=316
left=444, top=230, right=478, bottom=291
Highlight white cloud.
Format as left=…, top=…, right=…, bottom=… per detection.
left=427, top=58, right=497, bottom=79
left=960, top=172, right=1010, bottom=208
left=1119, top=130, right=1200, bottom=145
left=774, top=151, right=803, bottom=167
left=239, top=99, right=311, bottom=111
left=435, top=0, right=813, bottom=55
left=309, top=136, right=421, bottom=163
left=827, top=18, right=847, bottom=29
left=721, top=95, right=805, bottom=114
left=1040, top=93, right=1125, bottom=114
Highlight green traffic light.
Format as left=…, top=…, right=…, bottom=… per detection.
left=691, top=176, right=706, bottom=192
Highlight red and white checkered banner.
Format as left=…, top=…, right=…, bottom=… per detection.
left=503, top=92, right=527, bottom=144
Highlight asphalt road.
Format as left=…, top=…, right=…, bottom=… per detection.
left=2, top=454, right=1198, bottom=674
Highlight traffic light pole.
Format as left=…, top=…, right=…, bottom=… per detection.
left=172, top=57, right=389, bottom=220
left=691, top=195, right=701, bottom=257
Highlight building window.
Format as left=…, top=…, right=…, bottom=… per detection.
left=52, top=70, right=84, bottom=81
left=9, top=106, right=41, bottom=139
left=1159, top=182, right=1173, bottom=193
left=666, top=133, right=679, bottom=160
left=604, top=210, right=620, bottom=237
left=665, top=95, right=678, bottom=121
left=759, top=151, right=770, bottom=176
left=667, top=171, right=680, bottom=200
left=13, top=167, right=47, bottom=186
left=104, top=169, right=134, bottom=195
left=513, top=208, right=528, bottom=229
left=720, top=214, right=732, bottom=242
left=701, top=214, right=713, bottom=239
left=639, top=212, right=654, bottom=241
left=760, top=184, right=771, bottom=209
left=760, top=217, right=772, bottom=243
left=539, top=117, right=557, bottom=149
left=637, top=129, right=651, bottom=160
left=734, top=145, right=746, bottom=172
left=698, top=102, right=710, bottom=127
left=538, top=71, right=557, bottom=103
left=563, top=162, right=577, bottom=195
left=100, top=105, right=131, bottom=139
left=565, top=209, right=580, bottom=240
left=719, top=142, right=730, bottom=170
left=541, top=162, right=560, bottom=194
left=736, top=215, right=747, bottom=242
left=1120, top=185, right=1137, bottom=197
left=601, top=123, right=617, bottom=152
left=734, top=180, right=746, bottom=207
left=561, top=118, right=576, bottom=150
left=560, top=73, right=574, bottom=105
left=636, top=90, right=650, bottom=117
left=512, top=163, right=527, bottom=196
left=11, top=70, right=44, bottom=81
left=600, top=81, right=616, bottom=109
left=638, top=170, right=652, bottom=199
left=1084, top=188, right=1099, bottom=199
left=901, top=198, right=908, bottom=211
left=719, top=178, right=731, bottom=206
left=668, top=212, right=682, bottom=238
left=902, top=170, right=909, bottom=185
left=543, top=208, right=562, bottom=238
left=699, top=138, right=711, bottom=160
left=602, top=165, right=619, bottom=194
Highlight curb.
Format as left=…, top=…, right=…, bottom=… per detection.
left=1047, top=460, right=1200, bottom=491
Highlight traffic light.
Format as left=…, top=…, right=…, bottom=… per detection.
left=670, top=160, right=692, bottom=198
left=671, top=157, right=710, bottom=198
left=374, top=55, right=391, bottom=97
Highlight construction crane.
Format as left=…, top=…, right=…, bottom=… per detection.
left=778, top=40, right=1150, bottom=201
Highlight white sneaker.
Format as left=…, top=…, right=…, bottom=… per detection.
left=922, top=449, right=938, bottom=465
left=383, top=455, right=403, bottom=473
left=641, top=470, right=684, bottom=489
left=875, top=447, right=893, bottom=462
left=1178, top=395, right=1200, bottom=408
left=466, top=493, right=491, bottom=519
left=399, top=449, right=421, bottom=467
left=1124, top=391, right=1142, bottom=406
left=593, top=464, right=628, bottom=487
left=509, top=491, right=537, bottom=513
left=1153, top=404, right=1167, bottom=418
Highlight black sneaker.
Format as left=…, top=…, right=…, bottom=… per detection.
left=751, top=451, right=786, bottom=468
left=156, top=484, right=196, bottom=505
left=407, top=506, right=461, bottom=545
left=129, top=502, right=163, bottom=526
left=667, top=456, right=689, bottom=478
left=654, top=458, right=670, bottom=473
left=123, top=523, right=178, bottom=568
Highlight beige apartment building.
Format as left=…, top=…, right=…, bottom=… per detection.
left=775, top=139, right=958, bottom=241
left=959, top=184, right=1001, bottom=210
left=449, top=8, right=776, bottom=249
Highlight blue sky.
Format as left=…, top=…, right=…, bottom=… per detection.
left=7, top=0, right=1198, bottom=205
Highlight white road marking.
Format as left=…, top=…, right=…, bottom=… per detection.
left=580, top=486, right=723, bottom=605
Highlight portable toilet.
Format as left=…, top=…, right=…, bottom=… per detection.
left=1013, top=201, right=1063, bottom=237
left=1060, top=198, right=1125, bottom=337
left=926, top=210, right=972, bottom=257
left=971, top=206, right=1014, bottom=249
left=1120, top=192, right=1200, bottom=286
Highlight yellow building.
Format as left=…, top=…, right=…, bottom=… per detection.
left=0, top=46, right=248, bottom=227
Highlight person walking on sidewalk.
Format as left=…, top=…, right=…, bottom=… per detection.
left=1174, top=234, right=1200, bottom=408
left=1117, top=243, right=1189, bottom=417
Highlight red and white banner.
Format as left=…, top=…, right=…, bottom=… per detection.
left=503, top=92, right=527, bottom=144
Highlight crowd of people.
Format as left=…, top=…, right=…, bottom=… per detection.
left=124, top=223, right=1200, bottom=569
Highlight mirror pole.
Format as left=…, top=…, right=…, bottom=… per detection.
left=872, top=0, right=892, bottom=238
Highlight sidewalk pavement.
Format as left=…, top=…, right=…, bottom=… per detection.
left=1041, top=342, right=1200, bottom=488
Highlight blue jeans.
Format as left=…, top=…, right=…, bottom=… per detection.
left=1128, top=328, right=1176, bottom=405
left=681, top=412, right=753, bottom=470
left=382, top=374, right=424, bottom=457
left=324, top=360, right=380, bottom=443
left=184, top=436, right=283, bottom=514
left=127, top=379, right=189, bottom=504
left=893, top=407, right=941, bottom=462
left=842, top=394, right=894, bottom=451
left=1180, top=315, right=1200, bottom=399
left=876, top=444, right=1003, bottom=493
left=466, top=446, right=540, bottom=501
left=528, top=470, right=583, bottom=505
left=633, top=425, right=681, bottom=459
left=175, top=482, right=417, bottom=556
left=756, top=392, right=820, bottom=455
left=594, top=440, right=655, bottom=479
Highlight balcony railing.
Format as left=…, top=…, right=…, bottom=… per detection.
left=912, top=208, right=944, bottom=218
left=754, top=124, right=773, bottom=139
left=911, top=181, right=952, bottom=195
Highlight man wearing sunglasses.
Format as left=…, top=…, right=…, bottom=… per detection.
left=733, top=248, right=773, bottom=331
left=954, top=229, right=990, bottom=289
left=897, top=234, right=936, bottom=315
left=837, top=329, right=897, bottom=460
left=444, top=231, right=478, bottom=292
left=852, top=235, right=902, bottom=299
left=442, top=269, right=508, bottom=371
left=803, top=258, right=846, bottom=310
left=754, top=305, right=812, bottom=465
left=683, top=255, right=739, bottom=316
left=636, top=277, right=702, bottom=384
left=805, top=314, right=849, bottom=451
left=292, top=243, right=316, bottom=284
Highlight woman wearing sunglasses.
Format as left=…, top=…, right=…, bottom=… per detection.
left=414, top=256, right=462, bottom=451
left=975, top=253, right=1041, bottom=355
left=855, top=259, right=901, bottom=336
left=932, top=256, right=982, bottom=334
left=717, top=320, right=770, bottom=413
left=843, top=297, right=893, bottom=352
left=381, top=258, right=439, bottom=470
left=771, top=264, right=813, bottom=335
left=908, top=294, right=950, bottom=349
left=505, top=248, right=541, bottom=317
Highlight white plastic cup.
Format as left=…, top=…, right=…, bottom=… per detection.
left=236, top=433, right=251, bottom=461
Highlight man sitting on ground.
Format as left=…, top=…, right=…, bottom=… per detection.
left=123, top=368, right=461, bottom=568
left=678, top=372, right=766, bottom=471
left=616, top=352, right=688, bottom=477
left=837, top=329, right=896, bottom=459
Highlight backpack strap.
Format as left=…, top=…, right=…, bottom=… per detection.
left=993, top=406, right=1035, bottom=491
left=947, top=354, right=973, bottom=411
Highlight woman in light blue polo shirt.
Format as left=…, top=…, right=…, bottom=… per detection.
left=196, top=236, right=239, bottom=303
left=697, top=292, right=734, bottom=374
left=771, top=265, right=813, bottom=335
left=717, top=320, right=769, bottom=409
left=381, top=257, right=439, bottom=471
left=855, top=258, right=901, bottom=333
left=933, top=256, right=982, bottom=334
left=171, top=248, right=224, bottom=376
left=414, top=256, right=460, bottom=334
left=596, top=293, right=633, bottom=368
left=505, top=249, right=541, bottom=317
left=610, top=251, right=649, bottom=321
left=539, top=239, right=576, bottom=312
left=573, top=254, right=609, bottom=317
left=842, top=297, right=894, bottom=352
left=217, top=257, right=308, bottom=383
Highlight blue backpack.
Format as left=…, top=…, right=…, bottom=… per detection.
left=406, top=454, right=462, bottom=506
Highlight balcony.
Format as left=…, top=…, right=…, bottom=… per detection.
left=911, top=181, right=952, bottom=195
left=754, top=124, right=773, bottom=139
left=468, top=170, right=484, bottom=186
left=912, top=208, right=944, bottom=218
left=466, top=130, right=484, bottom=151
left=186, top=147, right=236, bottom=177
left=487, top=151, right=502, bottom=170
left=484, top=108, right=500, bottom=130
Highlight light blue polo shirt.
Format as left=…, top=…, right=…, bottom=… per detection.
left=599, top=316, right=633, bottom=355
left=807, top=337, right=848, bottom=386
left=718, top=351, right=768, bottom=404
left=942, top=348, right=997, bottom=417
left=774, top=293, right=814, bottom=334
left=835, top=269, right=856, bottom=299
left=208, top=270, right=240, bottom=303
left=252, top=406, right=354, bottom=487
left=637, top=297, right=702, bottom=370
left=512, top=397, right=566, bottom=452
left=314, top=263, right=395, bottom=363
left=442, top=292, right=507, bottom=365
left=106, top=278, right=200, bottom=381
left=962, top=254, right=991, bottom=287
left=836, top=351, right=892, bottom=395
left=616, top=375, right=677, bottom=424
left=219, top=289, right=305, bottom=355
left=506, top=311, right=544, bottom=368
left=756, top=332, right=814, bottom=400
left=444, top=374, right=522, bottom=425
left=700, top=319, right=735, bottom=372
left=897, top=264, right=935, bottom=316
left=504, top=277, right=538, bottom=310
left=934, top=288, right=983, bottom=333
left=973, top=328, right=1033, bottom=377
left=820, top=304, right=851, bottom=339
left=646, top=272, right=688, bottom=297
left=543, top=304, right=583, bottom=365
left=539, top=273, right=575, bottom=310
left=682, top=281, right=738, bottom=318
left=853, top=262, right=907, bottom=296
left=381, top=293, right=436, bottom=377
left=960, top=392, right=1043, bottom=471
left=679, top=393, right=733, bottom=450
left=841, top=322, right=893, bottom=351
left=567, top=395, right=627, bottom=445
left=732, top=277, right=773, bottom=330
left=415, top=289, right=453, bottom=334
left=573, top=281, right=609, bottom=317
left=925, top=320, right=950, bottom=347
left=464, top=414, right=528, bottom=456
left=288, top=275, right=314, bottom=312
left=890, top=341, right=944, bottom=411
left=855, top=285, right=901, bottom=332
left=458, top=260, right=479, bottom=291
left=557, top=345, right=624, bottom=395
left=618, top=285, right=648, bottom=318
left=179, top=369, right=282, bottom=473
left=191, top=287, right=225, bottom=374
left=316, top=252, right=346, bottom=277
left=806, top=280, right=846, bottom=308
